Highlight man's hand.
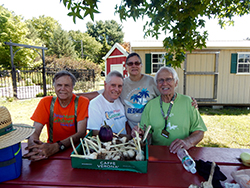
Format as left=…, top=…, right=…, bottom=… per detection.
left=191, top=97, right=198, bottom=109
left=169, top=131, right=204, bottom=154
left=23, top=140, right=59, bottom=161
left=131, top=125, right=144, bottom=138
left=169, top=139, right=190, bottom=154
left=23, top=139, right=45, bottom=161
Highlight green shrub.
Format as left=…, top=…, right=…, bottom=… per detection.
left=47, top=91, right=55, bottom=96
left=36, top=92, right=43, bottom=97
left=25, top=78, right=34, bottom=86
left=74, top=80, right=95, bottom=93
left=45, top=56, right=102, bottom=78
left=99, top=62, right=105, bottom=72
left=6, top=97, right=14, bottom=102
left=36, top=91, right=55, bottom=97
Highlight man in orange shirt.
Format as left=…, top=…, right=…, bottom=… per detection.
left=23, top=70, right=89, bottom=161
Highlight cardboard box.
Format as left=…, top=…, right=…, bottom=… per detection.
left=0, top=143, right=22, bottom=182
left=71, top=132, right=148, bottom=173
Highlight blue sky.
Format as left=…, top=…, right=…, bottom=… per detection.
left=1, top=0, right=250, bottom=42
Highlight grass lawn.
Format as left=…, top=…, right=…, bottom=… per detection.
left=1, top=97, right=250, bottom=149
left=198, top=107, right=250, bottom=149
left=0, top=97, right=48, bottom=142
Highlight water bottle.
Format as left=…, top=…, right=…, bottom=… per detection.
left=177, top=148, right=197, bottom=174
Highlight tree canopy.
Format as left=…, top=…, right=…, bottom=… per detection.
left=61, top=0, right=250, bottom=67
left=0, top=6, right=39, bottom=67
left=1, top=5, right=116, bottom=68
left=26, top=15, right=61, bottom=47
left=86, top=20, right=124, bottom=63
left=48, top=28, right=76, bottom=58
left=68, top=30, right=102, bottom=62
left=86, top=20, right=124, bottom=47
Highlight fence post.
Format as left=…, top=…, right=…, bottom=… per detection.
left=42, top=49, right=47, bottom=96
left=92, top=69, right=95, bottom=88
left=92, top=69, right=95, bottom=83
left=10, top=45, right=17, bottom=98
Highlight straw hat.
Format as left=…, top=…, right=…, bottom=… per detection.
left=0, top=106, right=35, bottom=149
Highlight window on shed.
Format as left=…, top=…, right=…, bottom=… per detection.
left=238, top=53, right=250, bottom=73
left=151, top=53, right=165, bottom=73
left=231, top=52, right=250, bottom=74
left=231, top=53, right=250, bottom=74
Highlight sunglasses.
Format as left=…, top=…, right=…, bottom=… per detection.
left=126, top=62, right=141, bottom=66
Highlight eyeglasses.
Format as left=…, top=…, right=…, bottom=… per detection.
left=126, top=61, right=141, bottom=66
left=157, top=78, right=174, bottom=84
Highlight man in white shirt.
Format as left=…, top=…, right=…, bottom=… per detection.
left=87, top=71, right=130, bottom=135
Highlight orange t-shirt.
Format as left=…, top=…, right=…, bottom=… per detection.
left=31, top=94, right=89, bottom=143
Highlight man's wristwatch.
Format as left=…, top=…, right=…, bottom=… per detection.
left=57, top=141, right=66, bottom=151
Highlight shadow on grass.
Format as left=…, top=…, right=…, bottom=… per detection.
left=199, top=106, right=250, bottom=116
left=197, top=138, right=229, bottom=148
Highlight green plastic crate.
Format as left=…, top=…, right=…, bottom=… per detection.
left=71, top=131, right=148, bottom=173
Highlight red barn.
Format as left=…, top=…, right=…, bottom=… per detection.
left=103, top=43, right=129, bottom=77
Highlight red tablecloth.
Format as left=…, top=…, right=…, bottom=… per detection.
left=1, top=143, right=249, bottom=188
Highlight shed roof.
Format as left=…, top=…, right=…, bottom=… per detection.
left=103, top=43, right=129, bottom=60
left=130, top=40, right=250, bottom=50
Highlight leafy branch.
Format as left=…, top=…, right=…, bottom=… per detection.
left=60, top=0, right=250, bottom=68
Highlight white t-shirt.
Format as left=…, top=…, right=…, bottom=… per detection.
left=87, top=94, right=127, bottom=134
